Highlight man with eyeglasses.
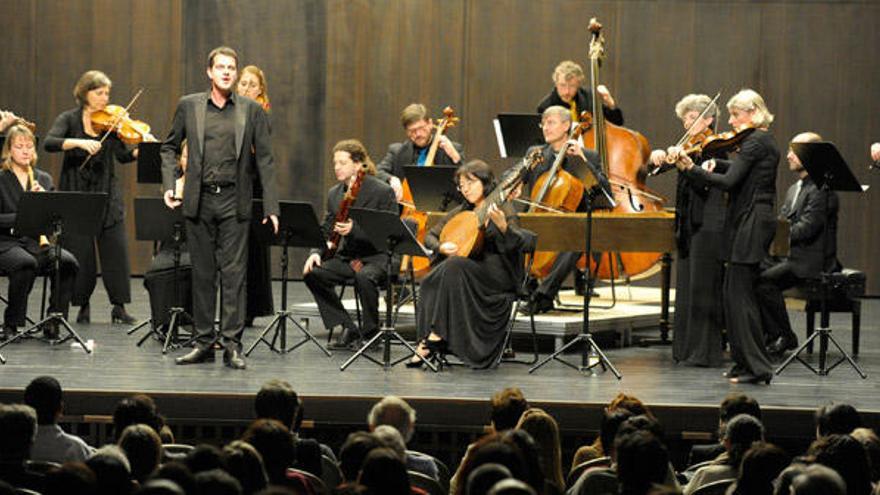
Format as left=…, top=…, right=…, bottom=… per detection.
left=537, top=60, right=624, bottom=126
left=376, top=103, right=463, bottom=202
left=515, top=105, right=609, bottom=315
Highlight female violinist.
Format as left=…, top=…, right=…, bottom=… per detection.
left=43, top=70, right=138, bottom=325
left=303, top=140, right=398, bottom=350
left=235, top=64, right=274, bottom=327
left=668, top=89, right=779, bottom=384
left=649, top=94, right=726, bottom=368
left=409, top=160, right=532, bottom=369
left=0, top=124, right=78, bottom=341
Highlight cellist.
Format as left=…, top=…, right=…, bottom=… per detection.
left=376, top=103, right=463, bottom=202
left=303, top=140, right=398, bottom=350
left=516, top=105, right=609, bottom=315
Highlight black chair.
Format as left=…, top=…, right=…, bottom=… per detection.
left=287, top=468, right=328, bottom=495
left=319, top=454, right=343, bottom=490
left=566, top=456, right=612, bottom=489
left=571, top=467, right=618, bottom=495
left=691, top=478, right=736, bottom=495
left=408, top=470, right=445, bottom=495
left=162, top=443, right=195, bottom=462
left=24, top=460, right=61, bottom=476
left=493, top=230, right=539, bottom=367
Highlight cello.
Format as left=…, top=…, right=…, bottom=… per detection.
left=580, top=18, right=665, bottom=281
left=400, top=106, right=459, bottom=275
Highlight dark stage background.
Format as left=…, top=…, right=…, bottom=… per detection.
left=2, top=0, right=878, bottom=292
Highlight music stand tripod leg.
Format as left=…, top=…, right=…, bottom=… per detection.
left=284, top=315, right=332, bottom=356
left=823, top=329, right=867, bottom=378
left=245, top=312, right=286, bottom=355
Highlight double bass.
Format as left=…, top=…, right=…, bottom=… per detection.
left=580, top=18, right=665, bottom=281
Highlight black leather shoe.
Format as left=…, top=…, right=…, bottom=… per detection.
left=111, top=305, right=136, bottom=325
left=723, top=364, right=745, bottom=378
left=223, top=348, right=247, bottom=370
left=729, top=373, right=772, bottom=385
left=175, top=347, right=215, bottom=365
left=768, top=335, right=798, bottom=355
left=329, top=327, right=361, bottom=350
left=0, top=324, right=17, bottom=342
left=519, top=295, right=554, bottom=316
left=76, top=303, right=90, bottom=324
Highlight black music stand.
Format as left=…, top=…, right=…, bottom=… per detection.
left=403, top=165, right=461, bottom=212
left=776, top=142, right=867, bottom=378
left=529, top=181, right=621, bottom=378
left=127, top=197, right=193, bottom=353
left=0, top=192, right=107, bottom=354
left=340, top=208, right=436, bottom=372
left=246, top=201, right=332, bottom=357
left=494, top=113, right=544, bottom=158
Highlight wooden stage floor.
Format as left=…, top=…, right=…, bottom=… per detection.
left=0, top=279, right=877, bottom=440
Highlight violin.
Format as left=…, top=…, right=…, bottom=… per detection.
left=673, top=125, right=756, bottom=161
left=90, top=104, right=156, bottom=145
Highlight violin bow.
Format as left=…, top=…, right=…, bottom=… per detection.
left=80, top=87, right=145, bottom=169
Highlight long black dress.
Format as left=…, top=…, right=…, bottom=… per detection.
left=672, top=153, right=727, bottom=367
left=416, top=203, right=530, bottom=368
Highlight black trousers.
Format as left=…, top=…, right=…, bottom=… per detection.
left=246, top=224, right=274, bottom=321
left=755, top=260, right=801, bottom=343
left=64, top=219, right=131, bottom=306
left=535, top=251, right=580, bottom=301
left=724, top=262, right=773, bottom=377
left=185, top=186, right=249, bottom=348
left=304, top=256, right=387, bottom=334
left=0, top=245, right=78, bottom=327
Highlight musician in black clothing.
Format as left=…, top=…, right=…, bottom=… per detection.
left=376, top=103, right=463, bottom=202
left=160, top=46, right=279, bottom=370
left=536, top=60, right=624, bottom=126
left=43, top=70, right=142, bottom=325
left=516, top=105, right=608, bottom=315
left=672, top=89, right=780, bottom=384
left=650, top=94, right=726, bottom=367
left=0, top=125, right=77, bottom=341
left=756, top=132, right=841, bottom=355
left=303, top=140, right=398, bottom=350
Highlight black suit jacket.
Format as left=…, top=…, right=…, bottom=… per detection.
left=160, top=91, right=279, bottom=220
left=686, top=130, right=779, bottom=264
left=536, top=87, right=624, bottom=126
left=315, top=174, right=398, bottom=263
left=375, top=139, right=463, bottom=184
left=0, top=168, right=54, bottom=254
left=779, top=176, right=839, bottom=278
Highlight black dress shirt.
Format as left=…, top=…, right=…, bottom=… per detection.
left=203, top=98, right=237, bottom=184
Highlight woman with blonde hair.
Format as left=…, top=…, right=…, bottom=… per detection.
left=670, top=88, right=779, bottom=384
left=0, top=124, right=78, bottom=340
left=516, top=408, right=564, bottom=494
left=237, top=65, right=270, bottom=111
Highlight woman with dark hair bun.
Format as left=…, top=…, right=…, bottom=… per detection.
left=409, top=159, right=532, bottom=369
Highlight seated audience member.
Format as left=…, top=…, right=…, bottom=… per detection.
left=23, top=375, right=94, bottom=463
left=119, top=424, right=163, bottom=484
left=338, top=431, right=384, bottom=484
left=184, top=444, right=226, bottom=474
left=807, top=434, right=872, bottom=495
left=577, top=393, right=656, bottom=463
left=516, top=408, right=564, bottom=495
left=255, top=379, right=336, bottom=467
left=194, top=468, right=242, bottom=495
left=684, top=414, right=764, bottom=495
left=151, top=461, right=196, bottom=495
left=815, top=403, right=862, bottom=438
left=850, top=428, right=880, bottom=484
left=570, top=409, right=632, bottom=472
left=368, top=395, right=439, bottom=480
left=135, top=478, right=187, bottom=495
left=491, top=388, right=530, bottom=433
left=223, top=440, right=268, bottom=495
left=453, top=431, right=545, bottom=495
left=727, top=442, right=788, bottom=495
left=114, top=394, right=174, bottom=443
left=502, top=429, right=547, bottom=495
left=357, top=447, right=413, bottom=495
left=790, top=464, right=847, bottom=495
left=615, top=430, right=672, bottom=495
left=488, top=478, right=538, bottom=495
left=0, top=403, right=45, bottom=492
left=467, top=463, right=513, bottom=495
left=43, top=461, right=96, bottom=495
left=86, top=445, right=135, bottom=495
left=756, top=132, right=841, bottom=356
left=241, top=418, right=315, bottom=493
left=687, top=393, right=761, bottom=467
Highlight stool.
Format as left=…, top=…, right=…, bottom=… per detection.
left=785, top=268, right=866, bottom=357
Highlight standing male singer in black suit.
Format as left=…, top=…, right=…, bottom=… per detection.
left=756, top=132, right=840, bottom=355
left=160, top=46, right=279, bottom=369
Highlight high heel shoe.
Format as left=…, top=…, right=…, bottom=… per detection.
left=111, top=305, right=136, bottom=325
left=406, top=340, right=432, bottom=368
left=729, top=373, right=772, bottom=385
left=76, top=303, right=90, bottom=324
